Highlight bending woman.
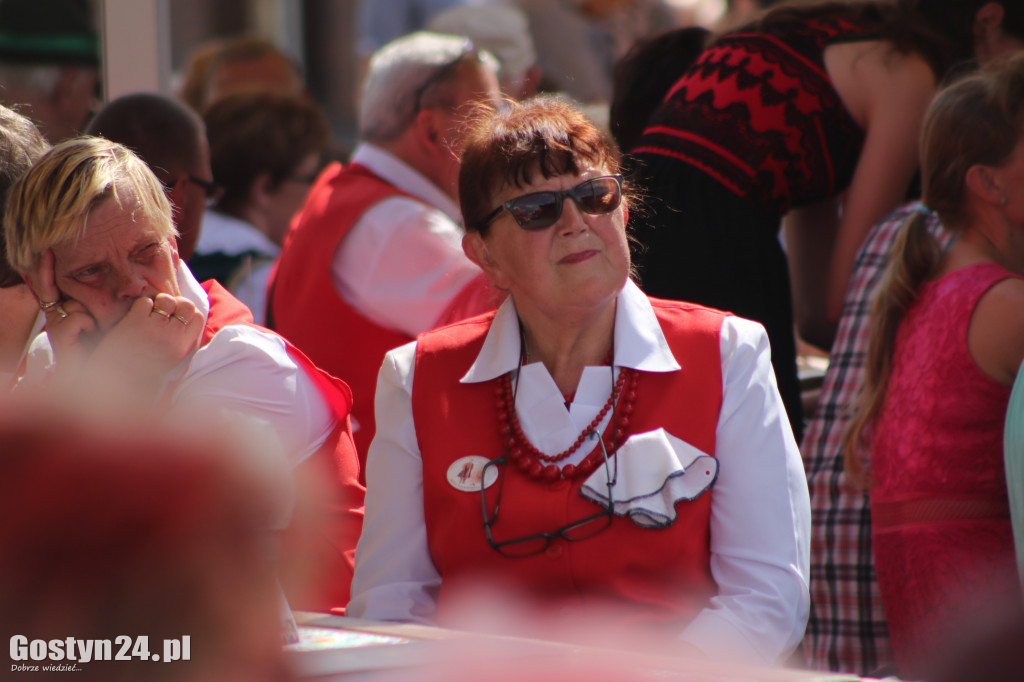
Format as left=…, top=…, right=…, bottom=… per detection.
left=629, top=1, right=1024, bottom=439
left=845, top=56, right=1024, bottom=680
left=348, top=97, right=810, bottom=665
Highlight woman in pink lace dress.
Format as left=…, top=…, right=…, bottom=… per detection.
left=844, top=56, right=1024, bottom=679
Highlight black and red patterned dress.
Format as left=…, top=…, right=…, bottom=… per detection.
left=630, top=16, right=873, bottom=441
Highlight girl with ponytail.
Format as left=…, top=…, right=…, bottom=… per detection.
left=844, top=55, right=1024, bottom=678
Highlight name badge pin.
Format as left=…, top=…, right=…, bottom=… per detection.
left=447, top=455, right=498, bottom=492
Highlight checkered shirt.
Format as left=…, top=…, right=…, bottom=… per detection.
left=800, top=203, right=947, bottom=675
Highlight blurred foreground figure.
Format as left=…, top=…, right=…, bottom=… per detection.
left=0, top=416, right=290, bottom=681
left=922, top=597, right=1024, bottom=682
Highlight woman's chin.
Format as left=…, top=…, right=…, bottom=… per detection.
left=557, top=278, right=624, bottom=315
left=574, top=269, right=628, bottom=300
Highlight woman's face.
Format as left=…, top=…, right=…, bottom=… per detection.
left=466, top=167, right=630, bottom=320
left=50, top=192, right=180, bottom=332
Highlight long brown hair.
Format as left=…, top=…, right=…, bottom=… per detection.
left=843, top=55, right=1024, bottom=484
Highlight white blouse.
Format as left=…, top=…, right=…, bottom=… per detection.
left=331, top=143, right=483, bottom=335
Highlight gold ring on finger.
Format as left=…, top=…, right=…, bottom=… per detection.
left=152, top=307, right=172, bottom=318
left=173, top=314, right=189, bottom=326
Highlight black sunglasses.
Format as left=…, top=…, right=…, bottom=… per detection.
left=480, top=175, right=623, bottom=232
left=479, top=432, right=617, bottom=558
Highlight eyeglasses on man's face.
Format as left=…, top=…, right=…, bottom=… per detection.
left=187, top=174, right=223, bottom=200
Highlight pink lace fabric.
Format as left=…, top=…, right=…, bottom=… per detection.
left=870, top=262, right=1022, bottom=679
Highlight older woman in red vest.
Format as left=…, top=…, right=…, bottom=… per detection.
left=5, top=137, right=364, bottom=613
left=348, top=97, right=810, bottom=665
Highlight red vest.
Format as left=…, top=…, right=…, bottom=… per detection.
left=268, top=162, right=414, bottom=471
left=202, top=280, right=365, bottom=612
left=412, top=299, right=725, bottom=630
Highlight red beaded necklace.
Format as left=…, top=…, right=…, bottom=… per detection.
left=495, top=349, right=638, bottom=481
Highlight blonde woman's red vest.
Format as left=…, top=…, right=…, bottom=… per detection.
left=268, top=162, right=414, bottom=473
left=202, top=280, right=365, bottom=613
left=411, top=298, right=726, bottom=631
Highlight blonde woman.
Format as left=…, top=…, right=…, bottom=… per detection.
left=6, top=137, right=364, bottom=612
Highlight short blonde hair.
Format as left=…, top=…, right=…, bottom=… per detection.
left=5, top=136, right=176, bottom=274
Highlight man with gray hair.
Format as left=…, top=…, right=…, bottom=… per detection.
left=269, top=31, right=500, bottom=470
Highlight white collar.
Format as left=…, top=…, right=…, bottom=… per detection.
left=194, top=210, right=280, bottom=258
left=351, top=143, right=462, bottom=224
left=178, top=260, right=211, bottom=321
left=460, top=279, right=681, bottom=384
